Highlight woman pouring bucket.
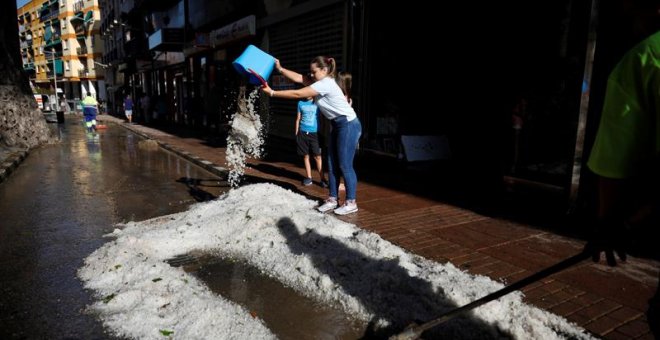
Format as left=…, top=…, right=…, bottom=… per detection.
left=233, top=45, right=361, bottom=215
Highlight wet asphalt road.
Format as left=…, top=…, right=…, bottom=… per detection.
left=0, top=118, right=227, bottom=339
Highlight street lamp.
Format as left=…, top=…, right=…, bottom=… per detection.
left=43, top=47, right=59, bottom=111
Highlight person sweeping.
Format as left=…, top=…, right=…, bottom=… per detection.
left=82, top=94, right=98, bottom=132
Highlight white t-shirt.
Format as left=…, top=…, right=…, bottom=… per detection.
left=310, top=77, right=356, bottom=121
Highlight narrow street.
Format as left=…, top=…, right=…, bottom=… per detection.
left=1, top=115, right=658, bottom=339
left=0, top=117, right=227, bottom=339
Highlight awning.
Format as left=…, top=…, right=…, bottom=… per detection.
left=44, top=26, right=52, bottom=42
left=84, top=11, right=93, bottom=23
left=54, top=60, right=63, bottom=75
left=70, top=12, right=84, bottom=23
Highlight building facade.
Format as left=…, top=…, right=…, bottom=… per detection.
left=90, top=0, right=630, bottom=209
left=18, top=0, right=106, bottom=111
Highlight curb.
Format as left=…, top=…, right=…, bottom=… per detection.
left=0, top=149, right=29, bottom=184
left=158, top=142, right=229, bottom=179
left=112, top=120, right=229, bottom=179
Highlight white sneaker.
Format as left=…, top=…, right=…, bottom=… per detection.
left=317, top=199, right=338, bottom=213
left=334, top=202, right=358, bottom=215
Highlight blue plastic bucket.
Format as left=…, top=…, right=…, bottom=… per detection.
left=232, top=45, right=275, bottom=85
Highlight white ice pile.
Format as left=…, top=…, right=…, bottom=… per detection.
left=78, top=183, right=594, bottom=339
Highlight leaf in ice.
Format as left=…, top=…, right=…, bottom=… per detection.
left=102, top=293, right=116, bottom=304
left=160, top=329, right=174, bottom=336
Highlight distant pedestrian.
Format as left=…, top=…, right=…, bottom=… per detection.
left=123, top=94, right=134, bottom=123
left=296, top=97, right=327, bottom=187
left=81, top=94, right=98, bottom=132
left=59, top=95, right=68, bottom=113
left=260, top=56, right=362, bottom=215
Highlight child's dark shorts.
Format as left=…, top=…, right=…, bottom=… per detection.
left=297, top=131, right=322, bottom=156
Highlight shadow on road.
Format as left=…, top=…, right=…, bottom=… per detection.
left=176, top=177, right=227, bottom=202
left=276, top=216, right=511, bottom=339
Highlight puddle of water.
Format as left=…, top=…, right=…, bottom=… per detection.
left=184, top=256, right=368, bottom=340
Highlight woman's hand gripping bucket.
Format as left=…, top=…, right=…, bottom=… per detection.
left=232, top=45, right=276, bottom=86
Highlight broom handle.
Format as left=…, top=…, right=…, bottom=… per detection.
left=390, top=250, right=591, bottom=340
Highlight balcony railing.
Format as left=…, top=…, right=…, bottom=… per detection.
left=40, top=9, right=59, bottom=22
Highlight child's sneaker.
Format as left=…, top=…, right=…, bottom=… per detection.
left=320, top=180, right=329, bottom=188
left=334, top=202, right=358, bottom=215
left=302, top=178, right=313, bottom=186
left=317, top=198, right=338, bottom=213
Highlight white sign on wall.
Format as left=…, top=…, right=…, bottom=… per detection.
left=211, top=15, right=256, bottom=48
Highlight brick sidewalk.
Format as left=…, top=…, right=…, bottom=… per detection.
left=101, top=115, right=659, bottom=339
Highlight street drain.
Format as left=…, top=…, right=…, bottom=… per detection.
left=168, top=254, right=367, bottom=339
left=165, top=253, right=199, bottom=267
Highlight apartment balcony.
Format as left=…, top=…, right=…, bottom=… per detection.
left=74, top=25, right=87, bottom=36
left=45, top=39, right=62, bottom=48
left=73, top=0, right=84, bottom=12
left=79, top=67, right=96, bottom=78
left=70, top=9, right=94, bottom=36
left=46, top=60, right=64, bottom=77
left=40, top=8, right=60, bottom=22
left=44, top=50, right=64, bottom=59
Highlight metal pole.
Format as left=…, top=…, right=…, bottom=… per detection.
left=52, top=47, right=59, bottom=110
left=568, top=0, right=599, bottom=210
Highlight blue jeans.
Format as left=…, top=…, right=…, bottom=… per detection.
left=327, top=116, right=361, bottom=200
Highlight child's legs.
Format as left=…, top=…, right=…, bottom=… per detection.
left=303, top=155, right=312, bottom=178
left=314, top=155, right=323, bottom=180
left=307, top=133, right=324, bottom=180
left=297, top=133, right=312, bottom=179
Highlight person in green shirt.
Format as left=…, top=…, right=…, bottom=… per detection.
left=588, top=0, right=660, bottom=264
left=587, top=3, right=660, bottom=335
